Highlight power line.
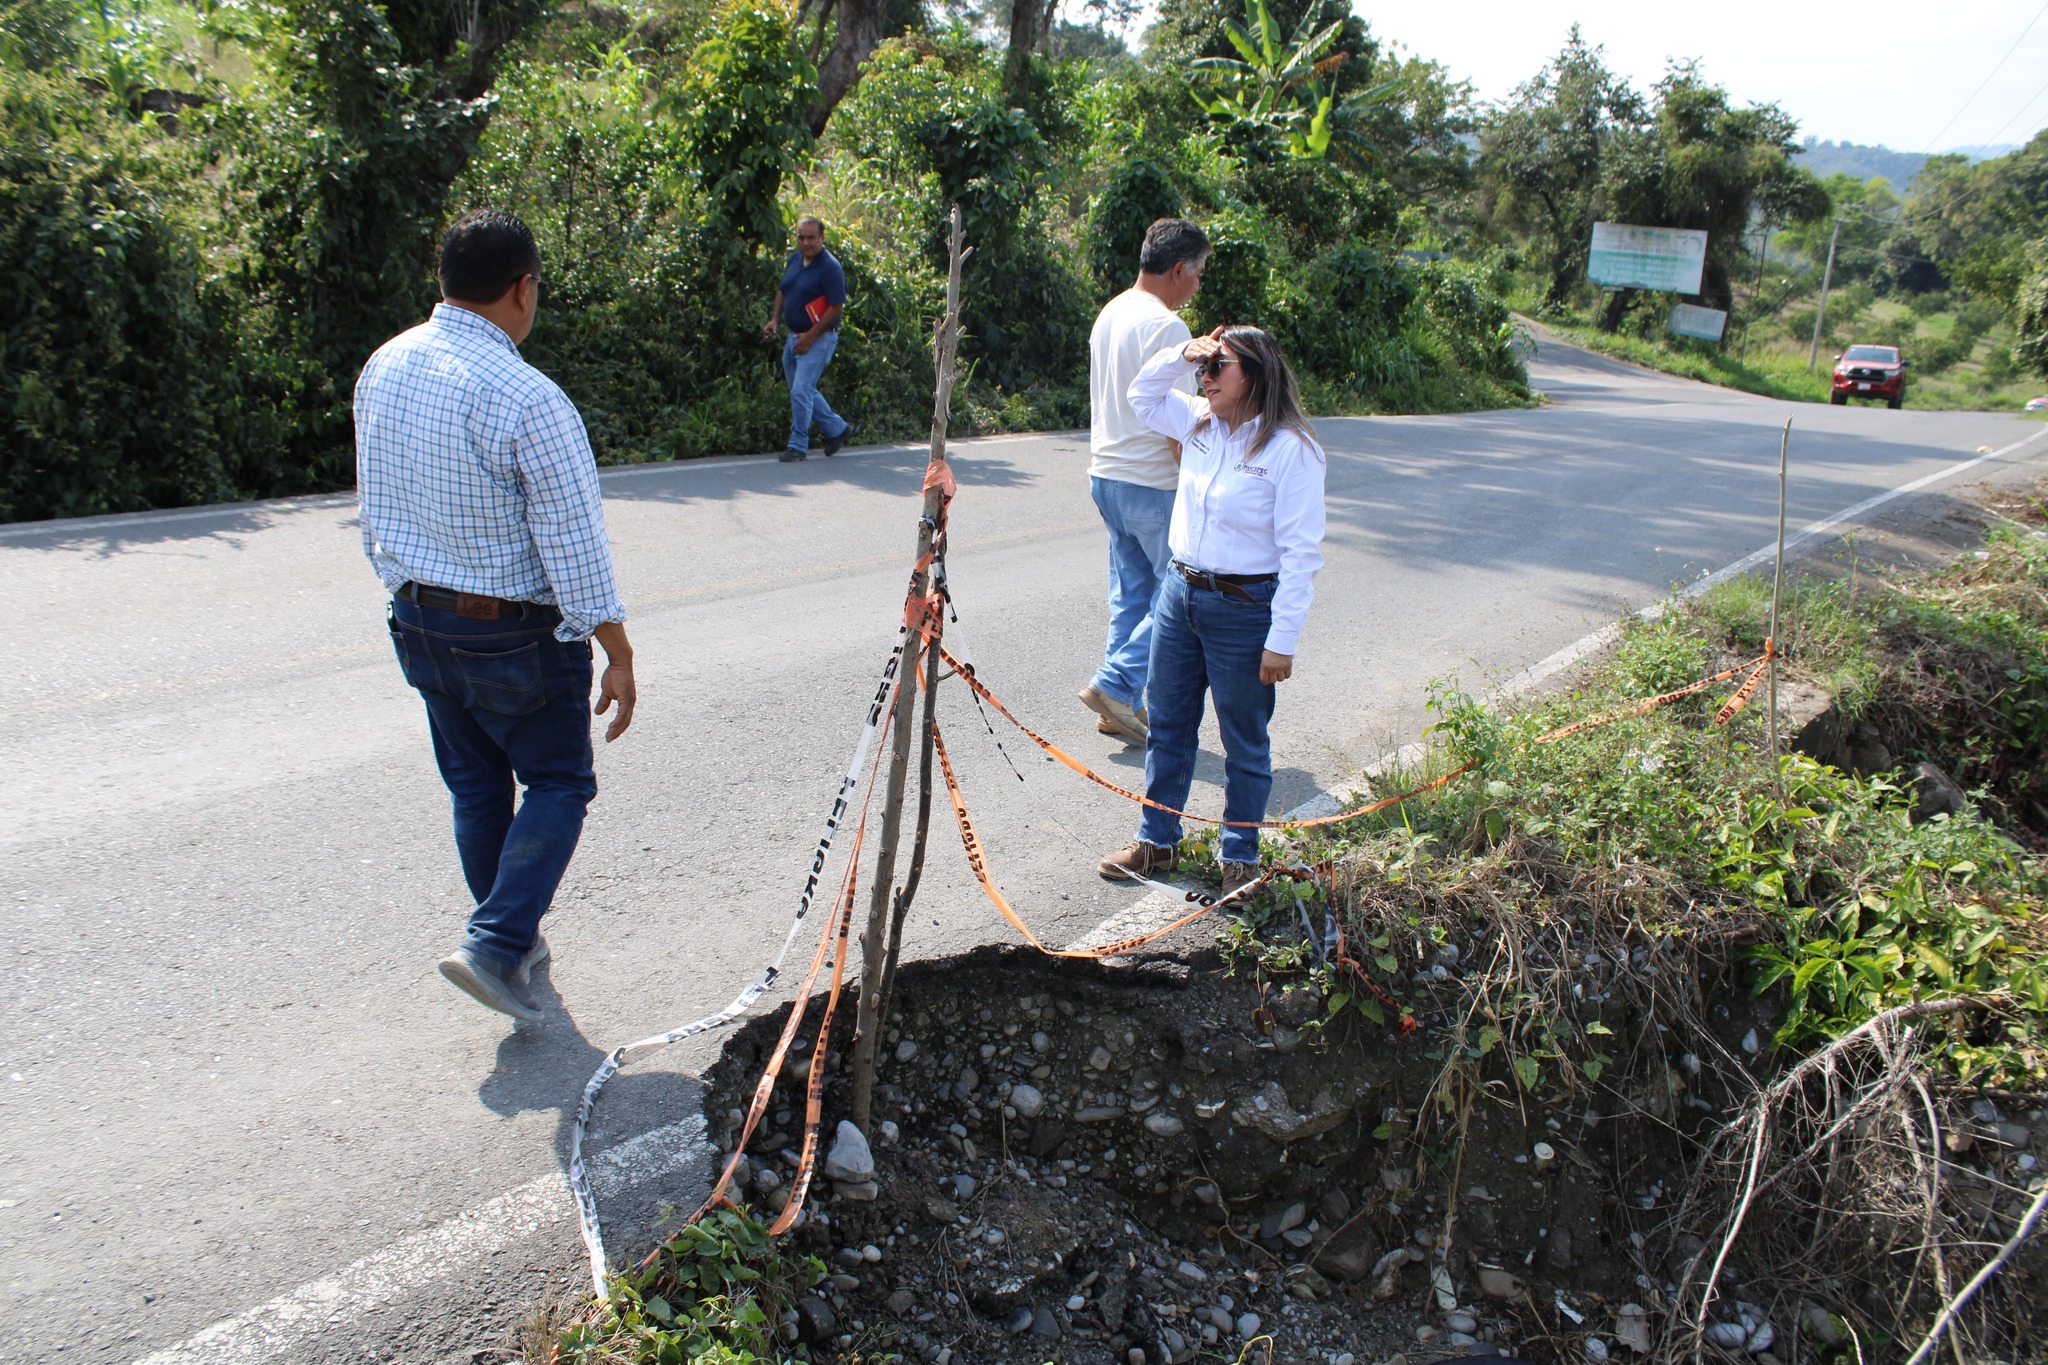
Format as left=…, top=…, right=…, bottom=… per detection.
left=1978, top=72, right=2048, bottom=150
left=1921, top=0, right=2048, bottom=154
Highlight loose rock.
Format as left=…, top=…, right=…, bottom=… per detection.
left=1476, top=1265, right=1525, bottom=1300
left=824, top=1121, right=874, bottom=1184
left=795, top=1296, right=838, bottom=1342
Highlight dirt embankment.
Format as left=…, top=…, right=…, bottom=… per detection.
left=699, top=932, right=1821, bottom=1365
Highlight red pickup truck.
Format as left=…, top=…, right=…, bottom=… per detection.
left=1830, top=345, right=1908, bottom=409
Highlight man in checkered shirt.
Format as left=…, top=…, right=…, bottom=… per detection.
left=356, top=209, right=637, bottom=1025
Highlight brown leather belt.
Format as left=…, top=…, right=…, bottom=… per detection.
left=397, top=581, right=552, bottom=621
left=1173, top=562, right=1276, bottom=601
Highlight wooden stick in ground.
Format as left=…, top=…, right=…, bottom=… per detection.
left=1767, top=418, right=1790, bottom=797
left=848, top=204, right=968, bottom=1134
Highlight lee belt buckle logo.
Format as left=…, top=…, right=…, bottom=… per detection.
left=455, top=592, right=501, bottom=619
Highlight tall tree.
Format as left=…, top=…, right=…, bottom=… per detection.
left=1476, top=27, right=1643, bottom=307
left=1594, top=63, right=1822, bottom=324
left=796, top=0, right=924, bottom=131
left=1004, top=0, right=1054, bottom=95
left=227, top=0, right=550, bottom=483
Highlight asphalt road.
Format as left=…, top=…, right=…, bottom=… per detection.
left=3, top=339, right=2045, bottom=1364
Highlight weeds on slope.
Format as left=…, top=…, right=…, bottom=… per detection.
left=534, top=1209, right=823, bottom=1364
left=1195, top=512, right=2048, bottom=1360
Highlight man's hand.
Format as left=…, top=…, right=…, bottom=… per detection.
left=593, top=622, right=637, bottom=742
left=1259, top=650, right=1293, bottom=685
left=794, top=330, right=816, bottom=355
left=761, top=315, right=779, bottom=340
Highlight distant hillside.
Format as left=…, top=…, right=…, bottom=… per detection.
left=1794, top=138, right=2021, bottom=188
left=1796, top=139, right=1926, bottom=187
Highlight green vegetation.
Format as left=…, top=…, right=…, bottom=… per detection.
left=9, top=0, right=2041, bottom=523
left=1474, top=31, right=2048, bottom=411
left=1217, top=506, right=2048, bottom=1086
left=0, top=0, right=1530, bottom=523
left=548, top=1209, right=821, bottom=1364
left=1478, top=29, right=1824, bottom=325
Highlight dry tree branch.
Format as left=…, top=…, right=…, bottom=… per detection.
left=1905, top=1073, right=1968, bottom=1365
left=1674, top=997, right=1990, bottom=1354
left=1901, top=1179, right=2048, bottom=1365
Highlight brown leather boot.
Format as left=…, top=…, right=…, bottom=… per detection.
left=1097, top=840, right=1175, bottom=882
left=1220, top=861, right=1260, bottom=898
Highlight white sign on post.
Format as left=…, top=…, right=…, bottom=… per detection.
left=1588, top=222, right=1709, bottom=295
left=1666, top=303, right=1728, bottom=342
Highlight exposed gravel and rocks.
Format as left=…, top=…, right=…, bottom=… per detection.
left=691, top=943, right=1743, bottom=1364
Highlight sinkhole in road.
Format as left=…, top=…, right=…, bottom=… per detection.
left=685, top=937, right=1755, bottom=1365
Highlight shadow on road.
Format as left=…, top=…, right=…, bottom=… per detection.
left=0, top=495, right=356, bottom=556
left=477, top=962, right=714, bottom=1267
left=599, top=443, right=1042, bottom=510
left=1097, top=742, right=1324, bottom=821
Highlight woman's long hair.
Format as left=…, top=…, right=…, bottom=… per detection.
left=1212, top=325, right=1319, bottom=461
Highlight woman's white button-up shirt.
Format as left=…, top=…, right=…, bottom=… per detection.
left=1126, top=345, right=1328, bottom=655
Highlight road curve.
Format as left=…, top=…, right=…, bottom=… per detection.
left=1, top=337, right=2043, bottom=1363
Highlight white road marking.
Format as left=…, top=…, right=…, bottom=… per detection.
left=1492, top=423, right=2048, bottom=702
left=1064, top=423, right=2048, bottom=951
left=129, top=1117, right=711, bottom=1365
left=120, top=422, right=2048, bottom=1362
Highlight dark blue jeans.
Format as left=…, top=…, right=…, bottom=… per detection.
left=388, top=596, right=598, bottom=968
left=1136, top=573, right=1276, bottom=866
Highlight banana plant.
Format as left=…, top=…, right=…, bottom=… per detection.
left=1182, top=0, right=1402, bottom=161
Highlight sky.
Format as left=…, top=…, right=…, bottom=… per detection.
left=1131, top=0, right=2048, bottom=154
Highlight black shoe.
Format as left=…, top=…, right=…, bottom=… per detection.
left=822, top=426, right=851, bottom=457
left=777, top=447, right=808, bottom=463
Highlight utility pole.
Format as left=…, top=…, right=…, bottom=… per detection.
left=1805, top=219, right=1840, bottom=372
left=848, top=206, right=968, bottom=1134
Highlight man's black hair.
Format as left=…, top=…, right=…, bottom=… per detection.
left=438, top=209, right=541, bottom=304
left=1138, top=218, right=1209, bottom=275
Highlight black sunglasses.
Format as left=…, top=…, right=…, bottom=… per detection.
left=1200, top=352, right=1240, bottom=379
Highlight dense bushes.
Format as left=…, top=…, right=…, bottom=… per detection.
left=0, top=70, right=230, bottom=521
left=2, top=0, right=1529, bottom=522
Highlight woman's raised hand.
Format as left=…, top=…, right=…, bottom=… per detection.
left=1181, top=328, right=1228, bottom=364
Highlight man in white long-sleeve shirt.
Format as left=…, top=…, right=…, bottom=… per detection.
left=1076, top=219, right=1209, bottom=745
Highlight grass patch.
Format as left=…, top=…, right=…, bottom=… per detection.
left=541, top=1210, right=824, bottom=1364
left=1523, top=300, right=2048, bottom=415
left=1221, top=493, right=2048, bottom=1085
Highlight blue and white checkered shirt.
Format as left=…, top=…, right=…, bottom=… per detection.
left=355, top=304, right=625, bottom=642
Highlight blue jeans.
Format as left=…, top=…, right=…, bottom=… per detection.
left=1089, top=476, right=1177, bottom=711
left=782, top=330, right=848, bottom=452
left=387, top=596, right=599, bottom=968
left=1136, top=573, right=1276, bottom=866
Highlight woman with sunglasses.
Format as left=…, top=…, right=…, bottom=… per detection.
left=1096, top=325, right=1328, bottom=898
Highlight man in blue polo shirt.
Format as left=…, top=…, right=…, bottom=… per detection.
left=762, top=215, right=851, bottom=463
